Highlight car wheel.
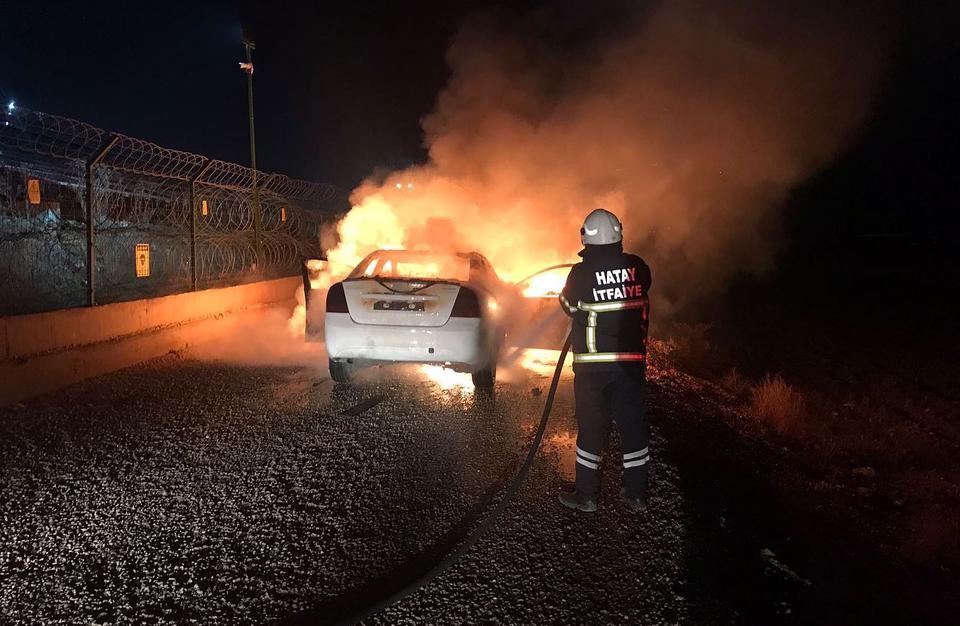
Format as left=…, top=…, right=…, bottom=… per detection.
left=472, top=366, right=496, bottom=390
left=329, top=360, right=352, bottom=384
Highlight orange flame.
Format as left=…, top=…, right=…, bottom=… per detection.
left=315, top=177, right=581, bottom=292
left=418, top=365, right=475, bottom=391
left=521, top=268, right=569, bottom=298
left=517, top=348, right=573, bottom=377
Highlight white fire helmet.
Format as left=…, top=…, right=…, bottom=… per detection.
left=580, top=208, right=622, bottom=246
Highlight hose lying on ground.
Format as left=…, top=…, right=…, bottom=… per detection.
left=333, top=334, right=573, bottom=625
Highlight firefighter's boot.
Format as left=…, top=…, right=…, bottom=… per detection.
left=620, top=488, right=647, bottom=513
left=558, top=488, right=597, bottom=512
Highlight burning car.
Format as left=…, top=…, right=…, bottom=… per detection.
left=309, top=250, right=506, bottom=387
left=511, top=264, right=574, bottom=350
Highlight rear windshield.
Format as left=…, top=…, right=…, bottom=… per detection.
left=349, top=250, right=472, bottom=283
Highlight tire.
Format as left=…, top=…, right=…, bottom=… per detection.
left=472, top=366, right=496, bottom=390
left=329, top=360, right=352, bottom=384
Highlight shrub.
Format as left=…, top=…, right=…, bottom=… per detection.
left=720, top=367, right=752, bottom=398
left=748, top=374, right=805, bottom=434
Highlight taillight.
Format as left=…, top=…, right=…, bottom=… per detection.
left=450, top=286, right=481, bottom=318
left=326, top=282, right=349, bottom=313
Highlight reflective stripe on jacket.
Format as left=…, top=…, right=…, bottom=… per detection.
left=558, top=243, right=651, bottom=370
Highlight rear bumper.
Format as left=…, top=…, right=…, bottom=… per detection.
left=325, top=312, right=490, bottom=370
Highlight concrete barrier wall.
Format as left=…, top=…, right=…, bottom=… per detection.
left=1, top=277, right=300, bottom=406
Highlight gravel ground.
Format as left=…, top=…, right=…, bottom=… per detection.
left=0, top=338, right=939, bottom=624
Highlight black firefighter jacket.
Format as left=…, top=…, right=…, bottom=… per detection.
left=559, top=242, right=652, bottom=371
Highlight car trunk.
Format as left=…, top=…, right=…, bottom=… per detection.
left=342, top=279, right=463, bottom=327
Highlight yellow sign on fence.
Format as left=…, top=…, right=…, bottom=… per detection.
left=135, top=244, right=150, bottom=278
left=281, top=207, right=286, bottom=222
left=201, top=199, right=209, bottom=216
left=27, top=179, right=41, bottom=205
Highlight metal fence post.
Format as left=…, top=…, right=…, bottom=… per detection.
left=190, top=159, right=214, bottom=291
left=85, top=135, right=119, bottom=306
left=243, top=40, right=263, bottom=273
left=252, top=174, right=262, bottom=273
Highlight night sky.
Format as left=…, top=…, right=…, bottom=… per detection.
left=0, top=0, right=486, bottom=187
left=2, top=1, right=957, bottom=244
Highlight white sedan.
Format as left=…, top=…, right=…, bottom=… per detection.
left=316, top=250, right=506, bottom=387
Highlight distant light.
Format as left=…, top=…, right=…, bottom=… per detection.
left=395, top=183, right=402, bottom=189
left=407, top=183, right=414, bottom=189
left=6, top=100, right=14, bottom=113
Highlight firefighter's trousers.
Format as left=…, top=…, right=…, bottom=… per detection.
left=573, top=367, right=649, bottom=498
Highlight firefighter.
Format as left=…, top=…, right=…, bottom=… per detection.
left=558, top=208, right=652, bottom=513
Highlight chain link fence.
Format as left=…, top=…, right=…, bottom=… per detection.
left=0, top=107, right=344, bottom=315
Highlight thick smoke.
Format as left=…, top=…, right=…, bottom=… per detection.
left=325, top=0, right=889, bottom=315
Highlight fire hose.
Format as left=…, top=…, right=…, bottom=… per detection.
left=332, top=332, right=573, bottom=625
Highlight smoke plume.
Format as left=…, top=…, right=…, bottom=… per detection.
left=323, top=0, right=889, bottom=315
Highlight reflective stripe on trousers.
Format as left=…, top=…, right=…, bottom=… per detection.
left=575, top=446, right=601, bottom=470
left=623, top=447, right=649, bottom=468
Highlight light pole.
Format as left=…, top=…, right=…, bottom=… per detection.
left=241, top=39, right=262, bottom=271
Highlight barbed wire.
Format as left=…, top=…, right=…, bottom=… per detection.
left=200, top=160, right=254, bottom=189
left=0, top=109, right=106, bottom=161
left=0, top=106, right=345, bottom=315
left=0, top=107, right=343, bottom=206
left=103, top=135, right=207, bottom=181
